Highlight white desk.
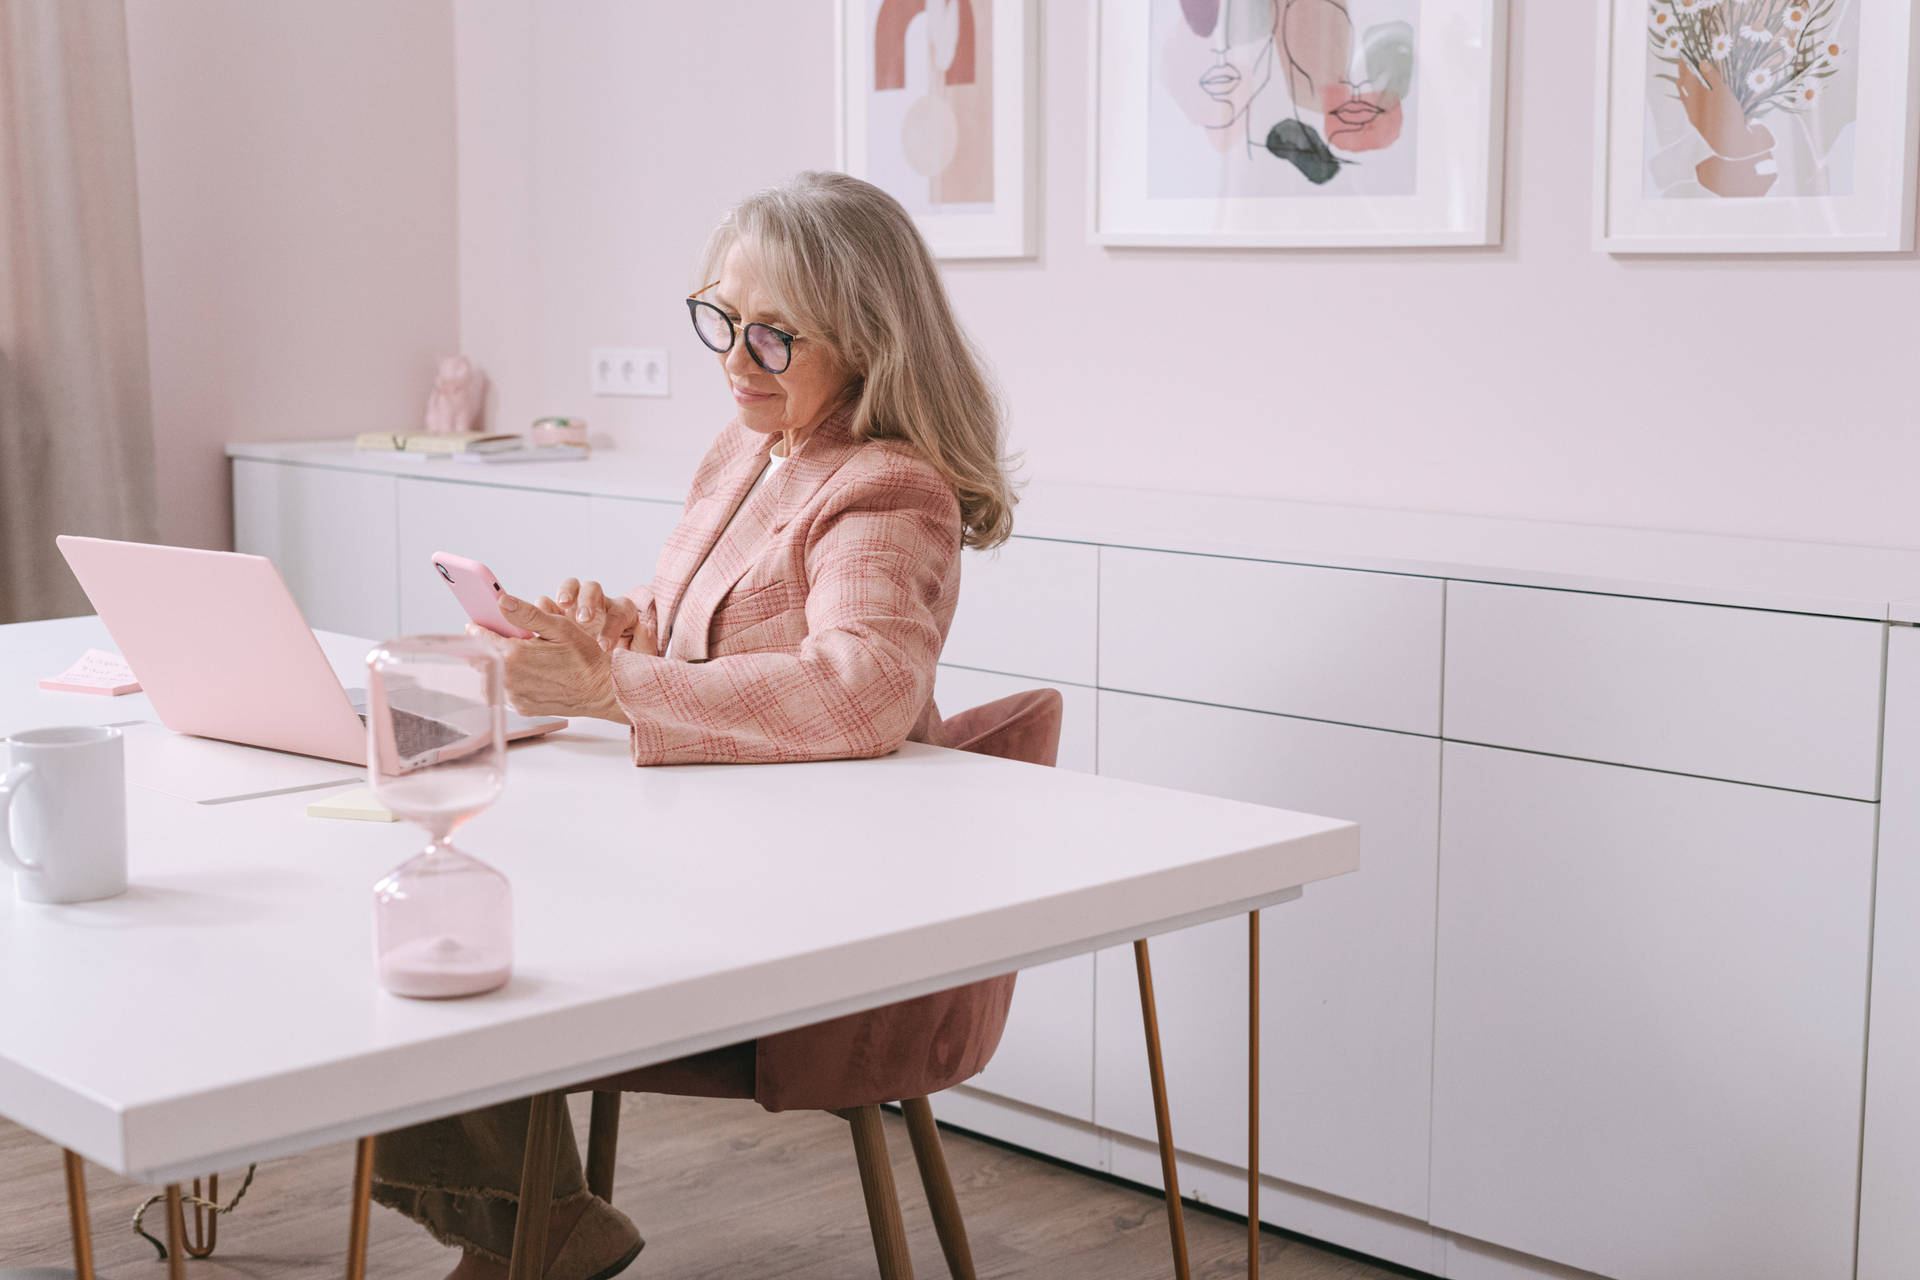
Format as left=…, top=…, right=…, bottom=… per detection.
left=0, top=616, right=1357, bottom=1276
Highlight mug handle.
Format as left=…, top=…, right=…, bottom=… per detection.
left=0, top=764, right=41, bottom=872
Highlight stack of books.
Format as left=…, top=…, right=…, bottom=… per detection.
left=353, top=432, right=589, bottom=463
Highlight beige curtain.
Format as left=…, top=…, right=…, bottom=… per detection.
left=0, top=0, right=157, bottom=624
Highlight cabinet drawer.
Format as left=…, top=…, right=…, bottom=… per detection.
left=396, top=479, right=590, bottom=635
left=966, top=954, right=1095, bottom=1123
left=1099, top=548, right=1442, bottom=734
left=1430, top=744, right=1874, bottom=1280
left=930, top=666, right=1098, bottom=1120
left=1093, top=691, right=1441, bottom=1219
left=232, top=460, right=398, bottom=638
left=584, top=497, right=682, bottom=600
left=942, top=538, right=1098, bottom=685
left=1858, top=626, right=1920, bottom=1280
left=1443, top=582, right=1883, bottom=798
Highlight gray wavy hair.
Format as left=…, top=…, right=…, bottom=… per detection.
left=696, top=171, right=1017, bottom=549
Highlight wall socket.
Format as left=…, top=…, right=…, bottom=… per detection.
left=590, top=347, right=669, bottom=397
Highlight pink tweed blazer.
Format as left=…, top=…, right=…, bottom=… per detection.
left=608, top=404, right=960, bottom=766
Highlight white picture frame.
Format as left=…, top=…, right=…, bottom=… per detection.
left=1088, top=0, right=1508, bottom=248
left=1594, top=0, right=1920, bottom=254
left=836, top=0, right=1039, bottom=260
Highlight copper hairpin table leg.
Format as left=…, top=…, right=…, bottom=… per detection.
left=1134, top=938, right=1192, bottom=1280
left=61, top=1150, right=97, bottom=1280
left=163, top=1184, right=187, bottom=1280
left=1248, top=910, right=1261, bottom=1280
left=347, top=1136, right=376, bottom=1280
left=182, top=1173, right=219, bottom=1258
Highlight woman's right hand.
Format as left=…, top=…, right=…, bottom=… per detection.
left=544, top=578, right=652, bottom=654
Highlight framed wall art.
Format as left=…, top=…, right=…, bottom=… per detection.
left=1595, top=0, right=1920, bottom=253
left=1089, top=0, right=1508, bottom=248
left=836, top=0, right=1039, bottom=259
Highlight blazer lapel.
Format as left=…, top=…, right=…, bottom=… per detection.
left=668, top=404, right=866, bottom=661
left=767, top=404, right=865, bottom=535
left=651, top=426, right=774, bottom=654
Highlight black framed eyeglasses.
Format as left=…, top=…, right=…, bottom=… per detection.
left=686, top=281, right=800, bottom=375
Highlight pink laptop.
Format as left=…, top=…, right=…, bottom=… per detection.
left=56, top=536, right=566, bottom=766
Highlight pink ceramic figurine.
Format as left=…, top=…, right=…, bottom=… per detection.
left=423, top=355, right=487, bottom=435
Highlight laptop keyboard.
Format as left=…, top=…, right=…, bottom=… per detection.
left=356, top=708, right=467, bottom=758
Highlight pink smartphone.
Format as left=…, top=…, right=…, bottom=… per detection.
left=432, top=552, right=535, bottom=639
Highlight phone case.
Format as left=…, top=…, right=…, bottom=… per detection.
left=432, top=552, right=535, bottom=639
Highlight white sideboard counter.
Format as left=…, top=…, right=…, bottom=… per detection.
left=226, top=438, right=696, bottom=502
left=231, top=437, right=1919, bottom=1280
left=227, top=439, right=1920, bottom=619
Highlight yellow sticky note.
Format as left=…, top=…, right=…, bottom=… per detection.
left=306, top=786, right=396, bottom=822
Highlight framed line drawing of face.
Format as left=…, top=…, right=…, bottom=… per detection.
left=836, top=0, right=1039, bottom=259
left=1595, top=0, right=1920, bottom=252
left=1090, top=0, right=1508, bottom=247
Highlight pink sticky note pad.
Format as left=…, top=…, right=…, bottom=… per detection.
left=40, top=649, right=142, bottom=697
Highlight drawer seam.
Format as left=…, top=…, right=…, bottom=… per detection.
left=1444, top=737, right=1879, bottom=804
left=1096, top=686, right=1442, bottom=743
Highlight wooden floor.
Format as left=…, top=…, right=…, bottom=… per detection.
left=1, top=1094, right=1414, bottom=1279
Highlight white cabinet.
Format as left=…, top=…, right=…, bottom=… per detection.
left=231, top=449, right=1911, bottom=1280
left=394, top=478, right=591, bottom=634
left=583, top=497, right=682, bottom=603
left=1099, top=548, right=1442, bottom=734
left=1092, top=692, right=1441, bottom=1220
left=232, top=460, right=399, bottom=639
left=1429, top=743, right=1875, bottom=1280
left=942, top=538, right=1099, bottom=685
left=1444, top=582, right=1883, bottom=799
left=1859, top=623, right=1920, bottom=1280
left=932, top=665, right=1097, bottom=1121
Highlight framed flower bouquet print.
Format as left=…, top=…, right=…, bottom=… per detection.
left=1089, top=0, right=1509, bottom=247
left=836, top=0, right=1039, bottom=259
left=1596, top=0, right=1920, bottom=252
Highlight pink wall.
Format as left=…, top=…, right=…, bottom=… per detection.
left=458, top=1, right=1920, bottom=549
left=126, top=0, right=459, bottom=550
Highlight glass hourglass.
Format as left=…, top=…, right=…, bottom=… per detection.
left=365, top=635, right=513, bottom=998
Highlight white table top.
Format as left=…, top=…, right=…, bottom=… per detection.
left=0, top=616, right=1357, bottom=1185
left=229, top=438, right=1920, bottom=620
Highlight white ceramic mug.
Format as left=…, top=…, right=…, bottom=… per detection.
left=0, top=725, right=128, bottom=904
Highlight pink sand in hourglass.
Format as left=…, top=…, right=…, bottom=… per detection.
left=379, top=934, right=511, bottom=998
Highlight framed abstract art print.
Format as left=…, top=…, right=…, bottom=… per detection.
left=836, top=0, right=1039, bottom=259
left=1595, top=0, right=1920, bottom=253
left=1089, top=0, right=1509, bottom=247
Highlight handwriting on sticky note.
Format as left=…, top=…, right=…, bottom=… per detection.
left=39, top=649, right=141, bottom=696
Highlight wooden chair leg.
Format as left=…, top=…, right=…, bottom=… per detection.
left=163, top=1184, right=187, bottom=1280
left=62, top=1150, right=95, bottom=1280
left=507, top=1092, right=567, bottom=1280
left=586, top=1090, right=622, bottom=1201
left=347, top=1137, right=375, bottom=1280
left=901, top=1098, right=975, bottom=1280
left=843, top=1105, right=915, bottom=1280
left=1134, top=938, right=1192, bottom=1280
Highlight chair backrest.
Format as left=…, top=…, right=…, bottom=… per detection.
left=941, top=688, right=1063, bottom=768
left=750, top=688, right=1067, bottom=1113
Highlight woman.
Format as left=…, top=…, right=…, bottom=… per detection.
left=372, top=171, right=1015, bottom=1280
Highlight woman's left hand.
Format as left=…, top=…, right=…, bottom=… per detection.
left=468, top=594, right=628, bottom=723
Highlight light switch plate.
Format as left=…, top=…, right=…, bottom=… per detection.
left=590, top=347, right=669, bottom=397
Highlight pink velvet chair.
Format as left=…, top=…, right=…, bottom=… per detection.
left=578, top=688, right=1065, bottom=1280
